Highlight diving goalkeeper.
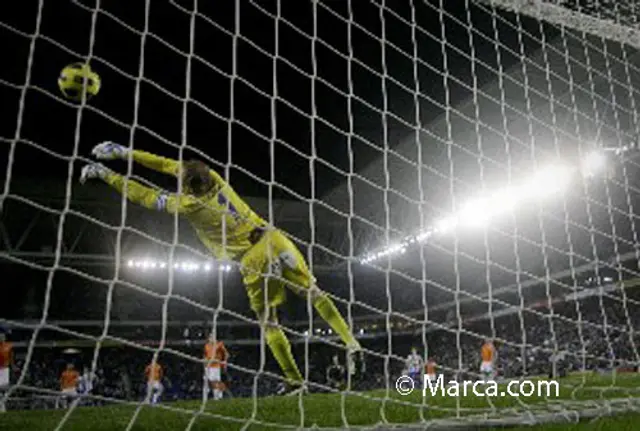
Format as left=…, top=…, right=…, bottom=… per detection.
left=80, top=142, right=361, bottom=395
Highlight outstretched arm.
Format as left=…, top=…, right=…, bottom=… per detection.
left=92, top=142, right=180, bottom=176
left=92, top=141, right=228, bottom=186
left=131, top=150, right=182, bottom=177
left=80, top=163, right=197, bottom=214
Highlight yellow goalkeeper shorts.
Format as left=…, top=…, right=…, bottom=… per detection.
left=240, top=228, right=315, bottom=315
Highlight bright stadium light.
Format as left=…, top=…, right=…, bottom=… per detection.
left=126, top=257, right=233, bottom=274
left=582, top=150, right=607, bottom=176
left=415, top=229, right=433, bottom=243
left=434, top=216, right=457, bottom=234
left=360, top=160, right=586, bottom=265
left=488, top=186, right=519, bottom=212
left=523, top=164, right=574, bottom=199
left=458, top=198, right=492, bottom=228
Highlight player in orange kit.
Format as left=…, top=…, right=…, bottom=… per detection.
left=0, top=333, right=13, bottom=413
left=480, top=339, right=496, bottom=379
left=57, top=363, right=79, bottom=409
left=204, top=335, right=229, bottom=401
left=145, top=360, right=164, bottom=405
left=425, top=357, right=437, bottom=384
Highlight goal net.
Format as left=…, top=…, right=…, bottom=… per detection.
left=2, top=0, right=640, bottom=429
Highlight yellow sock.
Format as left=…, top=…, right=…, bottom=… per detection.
left=265, top=326, right=303, bottom=383
left=313, top=294, right=357, bottom=347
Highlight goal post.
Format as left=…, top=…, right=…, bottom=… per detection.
left=3, top=0, right=640, bottom=429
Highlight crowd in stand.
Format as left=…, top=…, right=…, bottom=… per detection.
left=5, top=295, right=640, bottom=409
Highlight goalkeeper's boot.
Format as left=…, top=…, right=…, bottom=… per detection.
left=277, top=381, right=306, bottom=397
left=346, top=340, right=362, bottom=368
left=346, top=340, right=362, bottom=354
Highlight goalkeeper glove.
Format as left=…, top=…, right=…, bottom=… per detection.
left=91, top=141, right=129, bottom=160
left=80, top=163, right=112, bottom=184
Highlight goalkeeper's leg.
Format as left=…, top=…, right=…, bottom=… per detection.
left=269, top=231, right=360, bottom=351
left=259, top=306, right=304, bottom=385
left=306, top=285, right=360, bottom=351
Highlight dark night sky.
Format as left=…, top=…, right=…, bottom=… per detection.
left=2, top=0, right=640, bottom=324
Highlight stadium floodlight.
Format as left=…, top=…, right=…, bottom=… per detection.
left=487, top=187, right=520, bottom=212
left=361, top=161, right=581, bottom=264
left=458, top=198, right=492, bottom=228
left=414, top=230, right=434, bottom=243
left=434, top=216, right=457, bottom=234
left=527, top=164, right=575, bottom=199
left=125, top=257, right=233, bottom=274
left=582, top=151, right=607, bottom=177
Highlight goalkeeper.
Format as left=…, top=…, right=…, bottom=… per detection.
left=80, top=142, right=361, bottom=394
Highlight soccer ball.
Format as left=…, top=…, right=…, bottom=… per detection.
left=58, top=62, right=101, bottom=101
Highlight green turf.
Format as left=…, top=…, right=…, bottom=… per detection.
left=3, top=373, right=640, bottom=430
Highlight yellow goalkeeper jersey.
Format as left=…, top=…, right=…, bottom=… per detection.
left=103, top=150, right=267, bottom=261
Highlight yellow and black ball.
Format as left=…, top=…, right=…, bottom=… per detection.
left=58, top=62, right=101, bottom=101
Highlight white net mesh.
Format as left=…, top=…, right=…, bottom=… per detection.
left=559, top=0, right=639, bottom=27
left=3, top=0, right=640, bottom=429
left=482, top=0, right=640, bottom=49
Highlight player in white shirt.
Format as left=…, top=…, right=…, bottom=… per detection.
left=77, top=368, right=95, bottom=405
left=405, top=347, right=423, bottom=382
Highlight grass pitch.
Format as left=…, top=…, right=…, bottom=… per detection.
left=3, top=373, right=640, bottom=430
